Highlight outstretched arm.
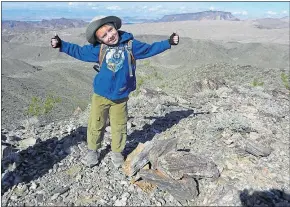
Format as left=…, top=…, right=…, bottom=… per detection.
left=60, top=41, right=100, bottom=62
left=51, top=34, right=100, bottom=62
left=132, top=33, right=179, bottom=60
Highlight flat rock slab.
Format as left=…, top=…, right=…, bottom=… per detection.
left=123, top=138, right=220, bottom=202
left=127, top=138, right=178, bottom=176
left=139, top=169, right=198, bottom=202
left=157, top=151, right=220, bottom=180
left=244, top=140, right=272, bottom=157
left=123, top=142, right=151, bottom=177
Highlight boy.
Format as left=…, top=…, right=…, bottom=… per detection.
left=51, top=16, right=179, bottom=168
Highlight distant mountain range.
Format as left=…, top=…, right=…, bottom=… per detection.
left=2, top=18, right=88, bottom=32
left=156, top=11, right=239, bottom=22
left=2, top=11, right=288, bottom=33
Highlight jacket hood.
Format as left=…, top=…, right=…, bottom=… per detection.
left=118, top=31, right=134, bottom=43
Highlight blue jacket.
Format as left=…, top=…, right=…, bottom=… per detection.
left=60, top=31, right=171, bottom=100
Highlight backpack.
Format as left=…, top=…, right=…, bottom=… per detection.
left=93, top=40, right=135, bottom=77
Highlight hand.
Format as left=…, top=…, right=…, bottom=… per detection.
left=51, top=34, right=61, bottom=48
left=169, top=32, right=179, bottom=45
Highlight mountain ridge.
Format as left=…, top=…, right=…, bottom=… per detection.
left=157, top=11, right=240, bottom=22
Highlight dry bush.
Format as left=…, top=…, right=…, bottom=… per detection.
left=210, top=111, right=252, bottom=133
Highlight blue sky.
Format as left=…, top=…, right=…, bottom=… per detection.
left=1, top=1, right=289, bottom=21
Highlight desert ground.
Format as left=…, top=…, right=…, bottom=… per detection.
left=1, top=19, right=289, bottom=206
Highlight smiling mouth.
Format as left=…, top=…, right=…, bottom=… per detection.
left=110, top=38, right=117, bottom=43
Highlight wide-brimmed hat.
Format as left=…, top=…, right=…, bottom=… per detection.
left=86, top=16, right=122, bottom=45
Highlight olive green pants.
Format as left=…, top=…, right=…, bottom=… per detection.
left=87, top=93, right=128, bottom=153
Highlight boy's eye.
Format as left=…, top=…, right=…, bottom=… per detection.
left=108, top=28, right=113, bottom=32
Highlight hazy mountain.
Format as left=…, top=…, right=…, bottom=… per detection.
left=253, top=17, right=289, bottom=29
left=157, top=11, right=239, bottom=22
left=2, top=18, right=88, bottom=33
left=280, top=16, right=289, bottom=22
left=39, top=18, right=87, bottom=29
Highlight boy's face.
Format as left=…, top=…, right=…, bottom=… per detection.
left=96, top=24, right=119, bottom=45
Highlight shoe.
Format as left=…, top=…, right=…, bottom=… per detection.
left=82, top=150, right=100, bottom=168
left=111, top=152, right=124, bottom=168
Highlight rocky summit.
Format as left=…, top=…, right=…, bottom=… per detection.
left=1, top=77, right=289, bottom=205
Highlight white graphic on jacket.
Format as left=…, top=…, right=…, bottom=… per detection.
left=105, top=47, right=125, bottom=73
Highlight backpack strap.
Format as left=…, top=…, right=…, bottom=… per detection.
left=99, top=43, right=108, bottom=66
left=125, top=40, right=135, bottom=77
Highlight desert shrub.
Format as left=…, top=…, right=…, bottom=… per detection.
left=281, top=72, right=289, bottom=90
left=211, top=112, right=252, bottom=133
left=43, top=94, right=61, bottom=114
left=26, top=96, right=42, bottom=117
left=251, top=78, right=264, bottom=87
left=25, top=93, right=61, bottom=117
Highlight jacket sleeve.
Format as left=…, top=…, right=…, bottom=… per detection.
left=60, top=40, right=100, bottom=62
left=132, top=39, right=171, bottom=60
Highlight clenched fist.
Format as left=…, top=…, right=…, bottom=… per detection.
left=51, top=34, right=61, bottom=48
left=169, top=32, right=179, bottom=45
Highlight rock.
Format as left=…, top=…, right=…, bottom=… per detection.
left=114, top=198, right=127, bottom=206
left=158, top=151, right=220, bottom=180
left=157, top=198, right=166, bottom=206
left=10, top=195, right=18, bottom=201
left=139, top=169, right=198, bottom=202
left=30, top=181, right=38, bottom=190
left=126, top=138, right=178, bottom=176
left=244, top=140, right=272, bottom=157
left=121, top=192, right=130, bottom=200
left=148, top=138, right=179, bottom=169
left=126, top=142, right=153, bottom=176
left=18, top=137, right=37, bottom=149
left=53, top=186, right=70, bottom=195
left=221, top=129, right=233, bottom=139
left=105, top=126, right=111, bottom=133
left=51, top=193, right=60, bottom=200
left=75, top=174, right=82, bottom=181
left=128, top=184, right=135, bottom=192
left=16, top=184, right=28, bottom=194
left=36, top=193, right=44, bottom=203
left=120, top=180, right=127, bottom=185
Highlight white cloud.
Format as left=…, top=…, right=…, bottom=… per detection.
left=233, top=11, right=248, bottom=16
left=267, top=11, right=277, bottom=15
left=209, top=6, right=215, bottom=11
left=106, top=6, right=122, bottom=11
left=68, top=2, right=100, bottom=9
left=148, top=5, right=163, bottom=11
left=68, top=2, right=80, bottom=6
left=282, top=10, right=288, bottom=14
